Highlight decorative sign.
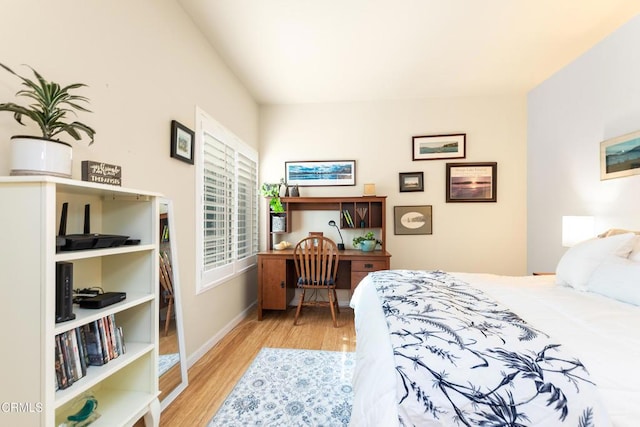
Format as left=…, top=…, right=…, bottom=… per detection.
left=81, top=161, right=122, bottom=186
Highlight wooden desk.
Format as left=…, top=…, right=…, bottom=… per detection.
left=257, top=249, right=391, bottom=320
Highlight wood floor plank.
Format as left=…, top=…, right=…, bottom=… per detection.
left=153, top=305, right=356, bottom=427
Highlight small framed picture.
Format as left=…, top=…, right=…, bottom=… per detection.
left=394, top=205, right=432, bottom=235
left=399, top=172, right=424, bottom=192
left=446, top=162, right=497, bottom=202
left=600, top=129, right=640, bottom=180
left=170, top=120, right=194, bottom=164
left=412, top=133, right=466, bottom=161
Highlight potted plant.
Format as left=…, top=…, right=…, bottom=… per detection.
left=260, top=182, right=286, bottom=232
left=0, top=62, right=95, bottom=178
left=353, top=231, right=382, bottom=252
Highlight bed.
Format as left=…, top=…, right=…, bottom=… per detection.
left=349, top=232, right=640, bottom=427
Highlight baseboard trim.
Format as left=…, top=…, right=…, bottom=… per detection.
left=186, top=302, right=256, bottom=369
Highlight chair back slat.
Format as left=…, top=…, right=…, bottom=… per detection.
left=293, top=236, right=339, bottom=286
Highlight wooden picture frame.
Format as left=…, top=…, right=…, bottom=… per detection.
left=394, top=205, right=432, bottom=235
left=446, top=162, right=497, bottom=202
left=600, top=129, right=640, bottom=180
left=399, top=172, right=424, bottom=192
left=412, top=133, right=466, bottom=161
left=285, top=160, right=356, bottom=187
left=170, top=120, right=194, bottom=164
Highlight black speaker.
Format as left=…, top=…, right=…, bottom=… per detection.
left=56, top=262, right=76, bottom=323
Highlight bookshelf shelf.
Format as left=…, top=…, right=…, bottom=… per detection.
left=0, top=177, right=161, bottom=427
left=54, top=342, right=154, bottom=407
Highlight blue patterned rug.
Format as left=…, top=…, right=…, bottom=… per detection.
left=158, top=353, right=180, bottom=376
left=208, top=347, right=355, bottom=427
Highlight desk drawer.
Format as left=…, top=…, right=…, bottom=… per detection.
left=351, top=260, right=387, bottom=272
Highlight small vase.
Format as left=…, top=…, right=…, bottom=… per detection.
left=360, top=240, right=376, bottom=252
left=289, top=185, right=299, bottom=197
left=279, top=183, right=288, bottom=197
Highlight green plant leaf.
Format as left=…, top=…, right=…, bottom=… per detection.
left=0, top=62, right=95, bottom=144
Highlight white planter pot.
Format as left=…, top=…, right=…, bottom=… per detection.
left=10, top=136, right=72, bottom=178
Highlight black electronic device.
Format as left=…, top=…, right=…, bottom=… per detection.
left=55, top=262, right=76, bottom=323
left=58, top=203, right=129, bottom=251
left=78, top=292, right=126, bottom=309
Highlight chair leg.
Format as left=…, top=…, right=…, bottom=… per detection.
left=328, top=289, right=338, bottom=328
left=294, top=288, right=305, bottom=325
left=164, top=299, right=173, bottom=336
left=333, top=289, right=340, bottom=314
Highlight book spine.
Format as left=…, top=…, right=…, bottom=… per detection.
left=69, top=330, right=84, bottom=381
left=87, top=320, right=105, bottom=366
left=108, top=314, right=119, bottom=359
left=117, top=326, right=126, bottom=355
left=55, top=334, right=69, bottom=390
left=75, top=327, right=87, bottom=377
left=60, top=332, right=75, bottom=387
left=98, top=317, right=111, bottom=363
left=343, top=209, right=354, bottom=227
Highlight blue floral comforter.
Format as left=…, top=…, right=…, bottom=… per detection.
left=369, top=270, right=610, bottom=427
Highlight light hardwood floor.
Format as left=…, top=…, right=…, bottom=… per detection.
left=152, top=305, right=356, bottom=426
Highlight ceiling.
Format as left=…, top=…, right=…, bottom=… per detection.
left=178, top=0, right=640, bottom=105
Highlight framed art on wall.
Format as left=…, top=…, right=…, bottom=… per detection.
left=600, top=129, right=640, bottom=180
left=394, top=205, right=432, bottom=235
left=170, top=120, right=195, bottom=164
left=399, top=172, right=424, bottom=192
left=412, top=133, right=466, bottom=161
left=446, top=162, right=497, bottom=202
left=285, top=160, right=356, bottom=186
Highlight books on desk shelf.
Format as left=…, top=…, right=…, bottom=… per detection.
left=342, top=210, right=355, bottom=227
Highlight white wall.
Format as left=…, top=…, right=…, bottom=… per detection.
left=528, top=14, right=640, bottom=273
left=260, top=96, right=527, bottom=275
left=0, top=1, right=259, bottom=359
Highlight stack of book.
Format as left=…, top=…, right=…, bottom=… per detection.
left=54, top=314, right=126, bottom=391
left=342, top=210, right=355, bottom=227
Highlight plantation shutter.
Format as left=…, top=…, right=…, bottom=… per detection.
left=197, top=107, right=259, bottom=290
left=202, top=131, right=235, bottom=274
left=236, top=152, right=258, bottom=263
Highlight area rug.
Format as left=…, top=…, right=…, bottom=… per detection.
left=208, top=347, right=355, bottom=427
left=158, top=353, right=180, bottom=376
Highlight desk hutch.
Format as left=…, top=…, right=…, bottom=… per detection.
left=258, top=196, right=391, bottom=320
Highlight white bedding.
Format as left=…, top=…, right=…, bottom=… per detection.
left=350, top=272, right=640, bottom=427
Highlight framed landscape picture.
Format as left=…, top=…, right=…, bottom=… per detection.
left=600, top=130, right=640, bottom=180
left=446, top=162, right=497, bottom=202
left=412, top=133, right=466, bottom=161
left=399, top=172, right=424, bottom=192
left=285, top=160, right=356, bottom=186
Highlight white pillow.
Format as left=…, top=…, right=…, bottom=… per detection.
left=628, top=236, right=640, bottom=263
left=555, top=232, right=636, bottom=290
left=586, top=255, right=640, bottom=306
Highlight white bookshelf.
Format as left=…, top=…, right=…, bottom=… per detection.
left=0, top=176, right=161, bottom=427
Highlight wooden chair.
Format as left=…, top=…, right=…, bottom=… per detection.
left=293, top=236, right=340, bottom=327
left=158, top=252, right=175, bottom=336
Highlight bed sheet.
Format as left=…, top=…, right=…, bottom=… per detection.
left=350, top=272, right=640, bottom=427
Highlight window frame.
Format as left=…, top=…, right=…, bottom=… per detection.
left=195, top=107, right=259, bottom=293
